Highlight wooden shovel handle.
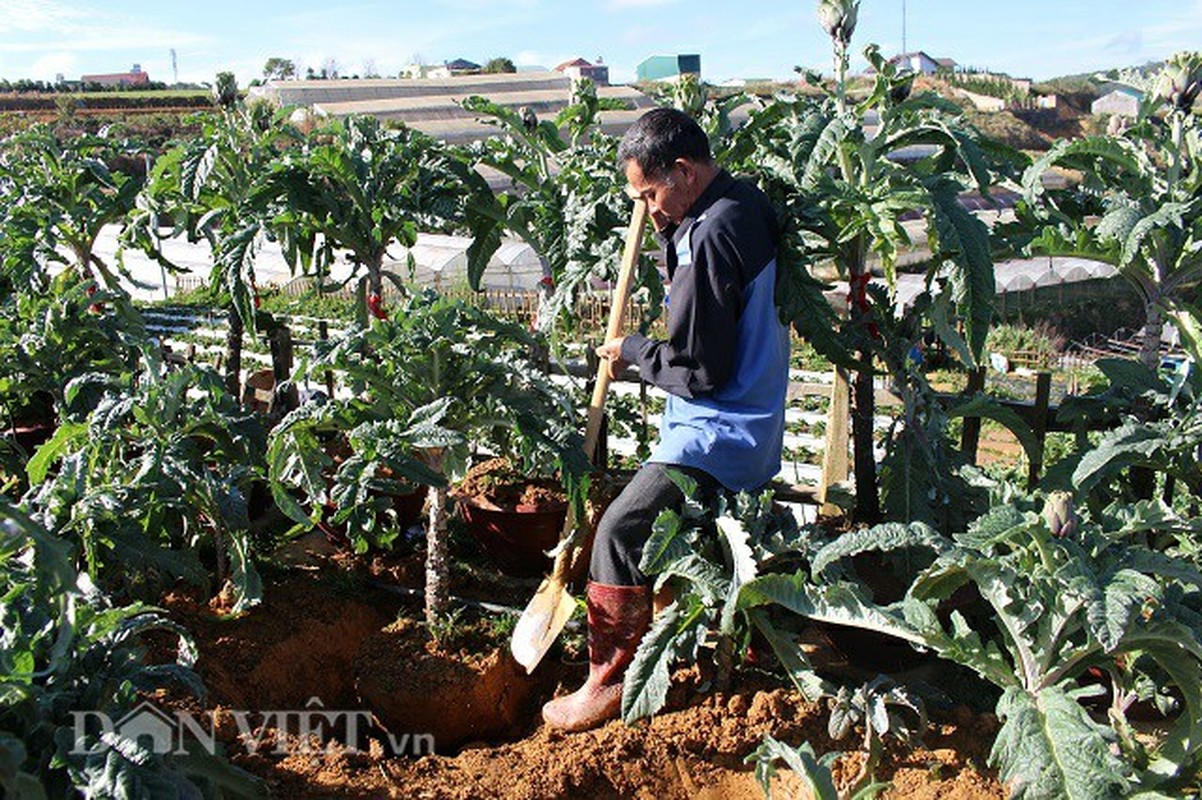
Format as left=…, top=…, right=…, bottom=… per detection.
left=550, top=198, right=649, bottom=584
left=582, top=198, right=649, bottom=459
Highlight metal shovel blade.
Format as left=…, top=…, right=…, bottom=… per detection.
left=511, top=575, right=577, bottom=673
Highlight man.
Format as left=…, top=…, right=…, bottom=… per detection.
left=542, top=107, right=790, bottom=731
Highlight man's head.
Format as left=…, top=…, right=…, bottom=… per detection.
left=618, top=108, right=717, bottom=229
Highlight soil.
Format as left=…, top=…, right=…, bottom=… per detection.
left=456, top=457, right=566, bottom=512
left=356, top=617, right=543, bottom=751
left=149, top=550, right=1007, bottom=799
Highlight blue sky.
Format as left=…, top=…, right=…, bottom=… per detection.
left=2, top=0, right=1200, bottom=86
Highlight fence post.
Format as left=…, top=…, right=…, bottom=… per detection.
left=318, top=320, right=334, bottom=399
left=960, top=367, right=986, bottom=463
left=269, top=325, right=298, bottom=414
left=819, top=366, right=851, bottom=516
left=1027, top=371, right=1052, bottom=489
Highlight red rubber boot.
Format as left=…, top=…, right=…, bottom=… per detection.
left=541, top=582, right=651, bottom=732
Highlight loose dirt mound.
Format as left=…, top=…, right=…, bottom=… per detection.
left=157, top=565, right=1004, bottom=798
left=456, top=457, right=566, bottom=511
left=160, top=571, right=392, bottom=710
left=248, top=684, right=1001, bottom=799
left=355, top=617, right=541, bottom=751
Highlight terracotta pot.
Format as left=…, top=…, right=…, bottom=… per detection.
left=457, top=496, right=565, bottom=578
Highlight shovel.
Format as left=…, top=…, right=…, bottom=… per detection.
left=511, top=198, right=649, bottom=673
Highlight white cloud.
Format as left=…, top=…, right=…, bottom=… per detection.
left=29, top=51, right=77, bottom=79
left=0, top=0, right=88, bottom=34
left=0, top=0, right=214, bottom=80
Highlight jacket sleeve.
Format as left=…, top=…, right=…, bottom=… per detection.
left=620, top=227, right=743, bottom=398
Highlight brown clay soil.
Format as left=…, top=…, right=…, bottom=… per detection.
left=455, top=457, right=566, bottom=511
left=151, top=545, right=1005, bottom=799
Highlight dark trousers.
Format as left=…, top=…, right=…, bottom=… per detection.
left=589, top=462, right=720, bottom=587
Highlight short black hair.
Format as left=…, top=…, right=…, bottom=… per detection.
left=617, top=107, right=712, bottom=180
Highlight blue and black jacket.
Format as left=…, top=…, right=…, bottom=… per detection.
left=619, top=169, right=789, bottom=491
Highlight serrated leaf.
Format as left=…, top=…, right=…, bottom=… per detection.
left=748, top=610, right=827, bottom=701
left=812, top=522, right=950, bottom=577
left=738, top=572, right=928, bottom=648
left=1073, top=423, right=1165, bottom=493
left=717, top=515, right=758, bottom=634
left=747, top=735, right=839, bottom=800
left=990, top=684, right=1129, bottom=800
left=25, top=422, right=86, bottom=485
left=622, top=602, right=687, bottom=723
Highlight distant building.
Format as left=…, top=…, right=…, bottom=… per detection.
left=1091, top=86, right=1142, bottom=117
left=554, top=57, right=609, bottom=86
left=636, top=54, right=701, bottom=83
left=81, top=63, right=150, bottom=88
left=444, top=58, right=481, bottom=76
left=886, top=51, right=955, bottom=75
left=400, top=63, right=438, bottom=79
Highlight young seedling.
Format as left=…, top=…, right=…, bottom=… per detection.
left=827, top=675, right=927, bottom=792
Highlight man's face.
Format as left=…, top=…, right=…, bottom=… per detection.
left=624, top=158, right=695, bottom=231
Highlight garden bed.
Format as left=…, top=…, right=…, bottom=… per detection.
left=151, top=550, right=1005, bottom=798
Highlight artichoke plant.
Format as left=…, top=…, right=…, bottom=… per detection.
left=817, top=0, right=859, bottom=47
left=1153, top=51, right=1202, bottom=112
left=1042, top=491, right=1078, bottom=539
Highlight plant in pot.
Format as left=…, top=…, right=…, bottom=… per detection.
left=269, top=290, right=591, bottom=623
left=454, top=455, right=571, bottom=578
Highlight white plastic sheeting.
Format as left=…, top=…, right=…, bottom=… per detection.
left=841, top=256, right=1120, bottom=316
left=384, top=233, right=545, bottom=291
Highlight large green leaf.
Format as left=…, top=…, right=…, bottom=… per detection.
left=748, top=610, right=828, bottom=701
left=990, top=684, right=1130, bottom=800
left=1121, top=200, right=1198, bottom=269
left=716, top=515, right=757, bottom=635
left=622, top=602, right=691, bottom=723
left=1072, top=422, right=1166, bottom=493
left=25, top=423, right=86, bottom=485
left=927, top=177, right=994, bottom=359
left=738, top=572, right=928, bottom=647
left=945, top=393, right=1041, bottom=463
left=811, top=521, right=950, bottom=577
left=1023, top=136, right=1149, bottom=200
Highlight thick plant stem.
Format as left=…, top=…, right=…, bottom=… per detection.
left=852, top=352, right=880, bottom=524
left=1139, top=302, right=1164, bottom=372
left=847, top=240, right=880, bottom=524
left=424, top=451, right=449, bottom=625
left=368, top=253, right=384, bottom=299
left=224, top=305, right=244, bottom=398
left=715, top=633, right=734, bottom=692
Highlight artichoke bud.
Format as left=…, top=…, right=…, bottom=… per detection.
left=1154, top=51, right=1202, bottom=112
left=890, top=74, right=915, bottom=104
left=817, top=0, right=859, bottom=46
left=1042, top=491, right=1078, bottom=539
